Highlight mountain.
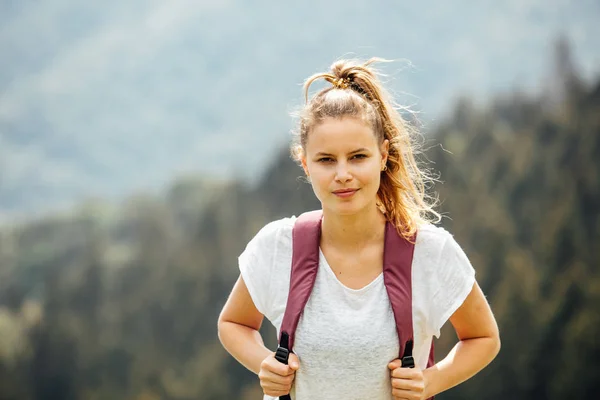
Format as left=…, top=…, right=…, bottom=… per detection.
left=1, top=0, right=599, bottom=219
left=0, top=46, right=598, bottom=399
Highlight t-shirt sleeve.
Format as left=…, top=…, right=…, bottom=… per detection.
left=428, top=233, right=476, bottom=338
left=238, top=219, right=288, bottom=318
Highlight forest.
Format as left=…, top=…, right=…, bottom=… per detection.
left=0, top=48, right=598, bottom=399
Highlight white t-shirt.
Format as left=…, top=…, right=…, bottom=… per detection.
left=239, top=216, right=475, bottom=400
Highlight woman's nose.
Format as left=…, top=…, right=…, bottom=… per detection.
left=335, top=162, right=352, bottom=182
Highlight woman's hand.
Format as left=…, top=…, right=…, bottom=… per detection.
left=258, top=352, right=300, bottom=397
left=388, top=359, right=428, bottom=400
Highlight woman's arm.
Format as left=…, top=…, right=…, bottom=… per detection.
left=422, top=281, right=501, bottom=398
left=218, top=276, right=300, bottom=396
left=217, top=275, right=272, bottom=374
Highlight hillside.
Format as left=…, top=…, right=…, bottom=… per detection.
left=1, top=0, right=599, bottom=218
left=0, top=51, right=598, bottom=399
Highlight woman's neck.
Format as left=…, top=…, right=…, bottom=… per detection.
left=320, top=204, right=387, bottom=250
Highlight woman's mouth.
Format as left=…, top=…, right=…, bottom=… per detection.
left=333, top=189, right=359, bottom=198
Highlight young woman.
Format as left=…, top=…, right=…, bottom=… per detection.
left=218, top=58, right=500, bottom=400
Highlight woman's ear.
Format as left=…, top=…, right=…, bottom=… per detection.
left=381, top=139, right=389, bottom=164
left=301, top=157, right=310, bottom=178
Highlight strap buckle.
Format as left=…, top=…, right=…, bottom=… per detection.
left=275, top=346, right=290, bottom=364
left=401, top=355, right=415, bottom=368
left=275, top=331, right=291, bottom=365
left=401, top=339, right=415, bottom=368
left=276, top=332, right=292, bottom=400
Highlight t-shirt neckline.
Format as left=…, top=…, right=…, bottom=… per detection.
left=318, top=247, right=384, bottom=293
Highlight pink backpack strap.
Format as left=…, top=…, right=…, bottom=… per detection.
left=384, top=222, right=435, bottom=399
left=277, top=211, right=322, bottom=344
left=275, top=211, right=322, bottom=400
left=275, top=211, right=434, bottom=400
left=383, top=221, right=416, bottom=361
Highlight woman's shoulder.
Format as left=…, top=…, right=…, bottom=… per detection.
left=238, top=216, right=297, bottom=320
left=416, top=222, right=453, bottom=248
left=413, top=222, right=469, bottom=265
left=257, top=215, right=296, bottom=235
left=415, top=222, right=474, bottom=275
left=247, top=216, right=296, bottom=251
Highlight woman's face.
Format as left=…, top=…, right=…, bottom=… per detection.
left=302, top=117, right=388, bottom=216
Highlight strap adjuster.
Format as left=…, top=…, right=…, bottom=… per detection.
left=401, top=339, right=415, bottom=368
left=276, top=331, right=291, bottom=365
left=275, top=332, right=292, bottom=400
left=401, top=355, right=415, bottom=368
left=275, top=346, right=290, bottom=364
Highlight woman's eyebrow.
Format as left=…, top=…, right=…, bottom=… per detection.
left=348, top=148, right=369, bottom=155
left=315, top=148, right=369, bottom=157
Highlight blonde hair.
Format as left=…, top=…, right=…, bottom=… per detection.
left=291, top=58, right=441, bottom=239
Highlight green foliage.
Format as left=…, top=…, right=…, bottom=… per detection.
left=0, top=63, right=599, bottom=399
left=429, top=76, right=600, bottom=399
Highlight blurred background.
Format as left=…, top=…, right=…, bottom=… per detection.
left=0, top=1, right=599, bottom=399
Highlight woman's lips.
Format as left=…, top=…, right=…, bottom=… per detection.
left=333, top=189, right=359, bottom=198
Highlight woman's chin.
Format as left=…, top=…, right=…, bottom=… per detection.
left=325, top=200, right=366, bottom=216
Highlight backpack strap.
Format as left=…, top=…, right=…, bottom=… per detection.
left=384, top=223, right=435, bottom=399
left=382, top=221, right=417, bottom=363
left=275, top=211, right=435, bottom=399
left=278, top=210, right=322, bottom=351
left=275, top=211, right=322, bottom=400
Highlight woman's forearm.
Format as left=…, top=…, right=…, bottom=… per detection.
left=423, top=335, right=500, bottom=398
left=218, top=320, right=272, bottom=375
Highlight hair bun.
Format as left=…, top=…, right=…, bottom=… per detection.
left=332, top=77, right=350, bottom=89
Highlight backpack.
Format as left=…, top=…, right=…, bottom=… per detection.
left=274, top=210, right=435, bottom=400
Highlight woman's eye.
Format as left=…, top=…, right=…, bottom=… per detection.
left=317, top=157, right=333, bottom=163
left=352, top=154, right=367, bottom=160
